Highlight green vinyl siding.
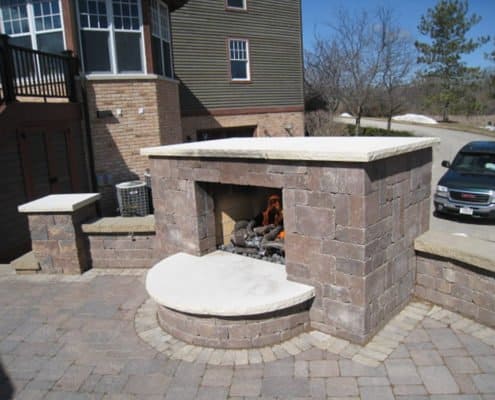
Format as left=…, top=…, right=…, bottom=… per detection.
left=171, top=0, right=303, bottom=115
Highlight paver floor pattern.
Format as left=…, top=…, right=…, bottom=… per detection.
left=0, top=270, right=494, bottom=399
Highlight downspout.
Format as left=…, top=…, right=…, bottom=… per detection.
left=62, top=0, right=100, bottom=215
left=78, top=74, right=101, bottom=216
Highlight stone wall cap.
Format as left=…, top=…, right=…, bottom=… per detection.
left=415, top=230, right=495, bottom=273
left=140, top=137, right=440, bottom=162
left=82, top=215, right=155, bottom=233
left=146, top=251, right=315, bottom=316
left=18, top=194, right=101, bottom=213
left=10, top=251, right=39, bottom=272
left=84, top=74, right=179, bottom=84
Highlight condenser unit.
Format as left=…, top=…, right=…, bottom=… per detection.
left=115, top=181, right=150, bottom=217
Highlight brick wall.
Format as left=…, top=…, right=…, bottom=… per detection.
left=181, top=111, right=305, bottom=141
left=86, top=77, right=182, bottom=214
left=415, top=253, right=495, bottom=327
left=86, top=233, right=157, bottom=269
left=149, top=148, right=432, bottom=344
left=157, top=79, right=183, bottom=145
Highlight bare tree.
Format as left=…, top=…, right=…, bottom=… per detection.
left=305, top=9, right=385, bottom=135
left=304, top=43, right=341, bottom=114
left=377, top=8, right=415, bottom=131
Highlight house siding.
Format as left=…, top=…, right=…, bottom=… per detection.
left=171, top=0, right=304, bottom=115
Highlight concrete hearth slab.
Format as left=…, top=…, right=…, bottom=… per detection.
left=140, top=136, right=439, bottom=162
left=415, top=230, right=495, bottom=273
left=18, top=193, right=101, bottom=213
left=82, top=215, right=155, bottom=233
left=146, top=251, right=315, bottom=316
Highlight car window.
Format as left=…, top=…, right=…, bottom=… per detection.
left=452, top=152, right=495, bottom=175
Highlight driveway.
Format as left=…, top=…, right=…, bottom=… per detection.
left=336, top=117, right=495, bottom=243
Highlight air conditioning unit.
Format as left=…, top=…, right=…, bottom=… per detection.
left=115, top=180, right=150, bottom=217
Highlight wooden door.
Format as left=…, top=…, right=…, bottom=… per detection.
left=17, top=129, right=79, bottom=200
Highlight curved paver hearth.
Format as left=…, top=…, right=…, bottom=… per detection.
left=145, top=251, right=315, bottom=348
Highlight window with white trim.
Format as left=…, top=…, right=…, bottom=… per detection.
left=150, top=0, right=173, bottom=78
left=77, top=0, right=144, bottom=74
left=229, top=39, right=249, bottom=81
left=226, top=0, right=246, bottom=10
left=0, top=0, right=65, bottom=53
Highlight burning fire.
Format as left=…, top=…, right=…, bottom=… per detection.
left=261, top=194, right=284, bottom=240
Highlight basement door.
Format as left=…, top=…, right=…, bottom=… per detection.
left=17, top=129, right=79, bottom=200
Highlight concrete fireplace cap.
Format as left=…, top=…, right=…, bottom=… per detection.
left=18, top=194, right=101, bottom=213
left=146, top=251, right=315, bottom=316
left=140, top=137, right=440, bottom=162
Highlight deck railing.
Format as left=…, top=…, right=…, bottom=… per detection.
left=0, top=34, right=78, bottom=105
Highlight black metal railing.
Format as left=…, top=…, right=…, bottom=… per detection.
left=0, top=34, right=78, bottom=105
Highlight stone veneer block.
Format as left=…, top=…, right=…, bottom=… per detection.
left=415, top=232, right=495, bottom=328
left=19, top=194, right=100, bottom=274
left=157, top=301, right=311, bottom=349
left=143, top=137, right=436, bottom=344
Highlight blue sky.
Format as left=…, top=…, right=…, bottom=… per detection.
left=302, top=0, right=495, bottom=69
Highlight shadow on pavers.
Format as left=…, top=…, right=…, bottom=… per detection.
left=0, top=360, right=14, bottom=399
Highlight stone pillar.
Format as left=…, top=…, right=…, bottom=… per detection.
left=19, top=194, right=100, bottom=274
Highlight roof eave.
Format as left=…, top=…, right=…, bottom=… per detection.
left=165, top=0, right=189, bottom=11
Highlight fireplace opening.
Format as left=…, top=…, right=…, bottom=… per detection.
left=204, top=183, right=285, bottom=264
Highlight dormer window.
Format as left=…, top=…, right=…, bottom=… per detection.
left=226, top=0, right=246, bottom=11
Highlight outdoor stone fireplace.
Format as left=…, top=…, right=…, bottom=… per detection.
left=142, top=137, right=437, bottom=345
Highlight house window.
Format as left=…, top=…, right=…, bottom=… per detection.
left=0, top=0, right=65, bottom=53
left=226, top=0, right=246, bottom=10
left=150, top=0, right=173, bottom=78
left=229, top=39, right=250, bottom=81
left=77, top=0, right=144, bottom=74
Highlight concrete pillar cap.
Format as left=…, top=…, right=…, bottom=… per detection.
left=18, top=194, right=101, bottom=213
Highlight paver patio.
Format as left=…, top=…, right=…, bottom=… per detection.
left=1, top=269, right=494, bottom=400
